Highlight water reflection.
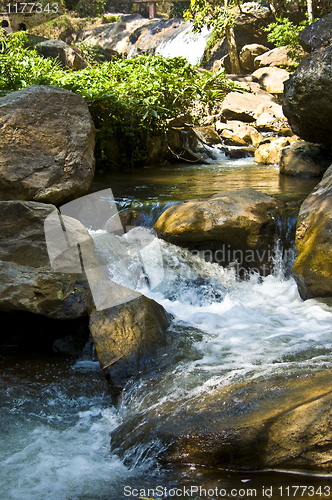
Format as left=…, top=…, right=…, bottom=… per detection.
left=90, top=159, right=319, bottom=207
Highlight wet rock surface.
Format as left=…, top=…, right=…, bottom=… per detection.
left=89, top=293, right=171, bottom=394
left=111, top=370, right=332, bottom=470
left=154, top=189, right=278, bottom=272
left=293, top=165, right=332, bottom=299
left=0, top=201, right=91, bottom=319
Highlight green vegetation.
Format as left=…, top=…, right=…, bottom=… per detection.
left=0, top=31, right=236, bottom=169
left=62, top=0, right=107, bottom=17
left=264, top=17, right=312, bottom=62
left=185, top=0, right=242, bottom=74
left=169, top=1, right=191, bottom=18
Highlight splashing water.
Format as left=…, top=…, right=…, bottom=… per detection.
left=2, top=212, right=332, bottom=498
left=155, top=25, right=212, bottom=65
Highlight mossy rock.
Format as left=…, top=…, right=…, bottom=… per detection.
left=293, top=165, right=332, bottom=299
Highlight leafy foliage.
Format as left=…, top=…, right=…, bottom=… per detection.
left=184, top=0, right=237, bottom=35
left=0, top=31, right=62, bottom=90
left=169, top=1, right=191, bottom=18
left=264, top=17, right=313, bottom=62
left=0, top=31, right=236, bottom=168
left=62, top=0, right=107, bottom=16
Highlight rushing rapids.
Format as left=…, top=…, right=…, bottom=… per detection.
left=1, top=155, right=332, bottom=499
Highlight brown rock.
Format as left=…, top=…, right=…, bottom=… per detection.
left=254, top=46, right=302, bottom=70
left=279, top=141, right=332, bottom=178
left=192, top=126, right=222, bottom=146
left=154, top=189, right=278, bottom=272
left=254, top=137, right=290, bottom=164
left=89, top=293, right=171, bottom=394
left=220, top=129, right=248, bottom=146
left=293, top=165, right=332, bottom=299
left=252, top=66, right=290, bottom=95
left=239, top=43, right=269, bottom=73
left=0, top=86, right=95, bottom=205
left=111, top=369, right=332, bottom=470
left=221, top=91, right=277, bottom=122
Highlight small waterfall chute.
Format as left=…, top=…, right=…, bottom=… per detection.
left=155, top=24, right=212, bottom=65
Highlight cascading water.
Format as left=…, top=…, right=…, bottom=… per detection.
left=155, top=25, right=212, bottom=66
left=1, top=157, right=332, bottom=499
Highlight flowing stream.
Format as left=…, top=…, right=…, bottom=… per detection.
left=1, top=155, right=332, bottom=499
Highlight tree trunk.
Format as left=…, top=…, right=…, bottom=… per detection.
left=225, top=22, right=241, bottom=74
left=307, top=0, right=314, bottom=21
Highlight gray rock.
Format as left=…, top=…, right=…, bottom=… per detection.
left=283, top=46, right=332, bottom=145
left=0, top=86, right=95, bottom=205
left=89, top=293, right=171, bottom=394
left=35, top=39, right=89, bottom=70
left=0, top=200, right=91, bottom=319
left=298, top=13, right=332, bottom=52
left=239, top=43, right=269, bottom=73
left=279, top=141, right=332, bottom=177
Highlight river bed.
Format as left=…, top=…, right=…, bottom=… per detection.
left=1, top=156, right=332, bottom=499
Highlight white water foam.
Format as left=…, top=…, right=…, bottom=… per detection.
left=2, top=231, right=332, bottom=498
left=155, top=24, right=212, bottom=65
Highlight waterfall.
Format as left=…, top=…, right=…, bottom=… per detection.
left=155, top=24, right=212, bottom=65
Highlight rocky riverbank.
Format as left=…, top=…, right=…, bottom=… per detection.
left=2, top=9, right=332, bottom=474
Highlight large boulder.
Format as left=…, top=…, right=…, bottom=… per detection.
left=279, top=141, right=332, bottom=178
left=154, top=189, right=278, bottom=273
left=252, top=66, right=290, bottom=95
left=35, top=39, right=89, bottom=70
left=283, top=46, right=332, bottom=145
left=0, top=85, right=95, bottom=205
left=239, top=43, right=269, bottom=73
left=220, top=90, right=276, bottom=122
left=298, top=13, right=332, bottom=52
left=254, top=46, right=302, bottom=70
left=111, top=369, right=332, bottom=470
left=89, top=293, right=171, bottom=394
left=293, top=165, right=332, bottom=299
left=0, top=201, right=91, bottom=319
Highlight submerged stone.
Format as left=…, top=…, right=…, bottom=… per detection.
left=111, top=370, right=332, bottom=470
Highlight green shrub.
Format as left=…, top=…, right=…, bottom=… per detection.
left=0, top=31, right=236, bottom=169
left=169, top=1, right=190, bottom=18
left=264, top=17, right=312, bottom=63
